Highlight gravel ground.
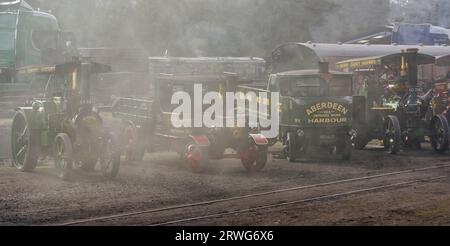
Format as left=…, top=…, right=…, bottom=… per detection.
left=1, top=118, right=450, bottom=226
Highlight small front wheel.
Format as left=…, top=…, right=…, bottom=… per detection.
left=100, top=133, right=121, bottom=179
left=430, top=114, right=450, bottom=153
left=383, top=115, right=401, bottom=155
left=54, top=133, right=74, bottom=181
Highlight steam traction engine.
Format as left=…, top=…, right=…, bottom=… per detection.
left=337, top=49, right=450, bottom=154
left=11, top=58, right=121, bottom=180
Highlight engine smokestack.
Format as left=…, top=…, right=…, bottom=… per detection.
left=406, top=48, right=419, bottom=87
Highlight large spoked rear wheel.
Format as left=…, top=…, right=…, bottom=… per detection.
left=241, top=138, right=268, bottom=173
left=430, top=115, right=450, bottom=153
left=100, top=133, right=121, bottom=179
left=383, top=115, right=401, bottom=155
left=184, top=140, right=208, bottom=173
left=54, top=133, right=73, bottom=181
left=11, top=111, right=39, bottom=172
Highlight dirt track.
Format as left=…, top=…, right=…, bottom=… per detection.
left=1, top=118, right=450, bottom=226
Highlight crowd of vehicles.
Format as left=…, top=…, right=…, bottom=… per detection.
left=5, top=0, right=450, bottom=180
left=106, top=45, right=450, bottom=173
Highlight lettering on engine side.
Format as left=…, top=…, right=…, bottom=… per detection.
left=306, top=102, right=349, bottom=125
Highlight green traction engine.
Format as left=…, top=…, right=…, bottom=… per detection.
left=337, top=49, right=450, bottom=154
left=10, top=58, right=121, bottom=180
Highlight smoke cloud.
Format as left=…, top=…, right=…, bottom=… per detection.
left=25, top=0, right=447, bottom=56
left=390, top=0, right=450, bottom=28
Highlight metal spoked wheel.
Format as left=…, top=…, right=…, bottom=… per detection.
left=352, top=125, right=369, bottom=150
left=100, top=132, right=121, bottom=179
left=383, top=115, right=401, bottom=155
left=430, top=114, right=450, bottom=153
left=11, top=111, right=38, bottom=172
left=241, top=138, right=268, bottom=173
left=54, top=133, right=73, bottom=181
left=184, top=140, right=208, bottom=173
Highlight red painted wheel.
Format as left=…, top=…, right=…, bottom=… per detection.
left=184, top=141, right=208, bottom=173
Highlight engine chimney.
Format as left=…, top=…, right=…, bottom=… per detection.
left=406, top=48, right=418, bottom=87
